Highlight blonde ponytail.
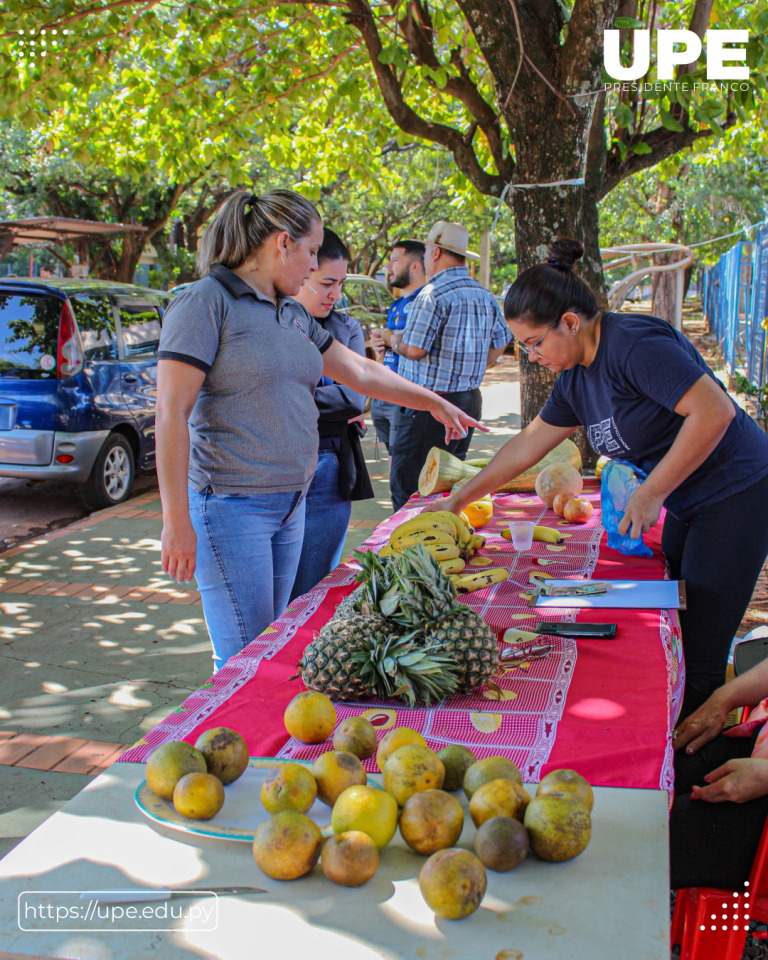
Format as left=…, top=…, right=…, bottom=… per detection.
left=197, top=189, right=320, bottom=276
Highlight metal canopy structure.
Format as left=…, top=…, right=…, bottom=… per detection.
left=0, top=216, right=145, bottom=250
left=0, top=216, right=148, bottom=274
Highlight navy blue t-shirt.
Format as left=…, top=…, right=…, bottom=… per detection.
left=539, top=312, right=768, bottom=520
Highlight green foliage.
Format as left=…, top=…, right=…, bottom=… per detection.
left=732, top=373, right=768, bottom=416
left=599, top=142, right=768, bottom=267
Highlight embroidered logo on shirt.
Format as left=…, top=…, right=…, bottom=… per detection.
left=587, top=417, right=628, bottom=454
left=294, top=319, right=312, bottom=343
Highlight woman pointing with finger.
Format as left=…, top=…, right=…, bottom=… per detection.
left=428, top=237, right=768, bottom=722
left=155, top=190, right=485, bottom=673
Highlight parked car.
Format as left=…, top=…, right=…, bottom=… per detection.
left=0, top=278, right=169, bottom=510
left=336, top=274, right=393, bottom=346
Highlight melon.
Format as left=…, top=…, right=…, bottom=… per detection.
left=419, top=439, right=582, bottom=498
left=535, top=462, right=583, bottom=508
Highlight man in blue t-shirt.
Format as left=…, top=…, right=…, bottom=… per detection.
left=369, top=240, right=426, bottom=464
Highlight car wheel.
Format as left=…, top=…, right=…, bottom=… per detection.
left=79, top=434, right=135, bottom=511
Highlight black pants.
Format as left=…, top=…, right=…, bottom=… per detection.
left=662, top=473, right=768, bottom=721
left=389, top=388, right=483, bottom=513
left=671, top=731, right=768, bottom=889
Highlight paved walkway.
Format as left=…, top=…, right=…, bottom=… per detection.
left=0, top=355, right=521, bottom=857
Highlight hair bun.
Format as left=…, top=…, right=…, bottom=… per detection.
left=547, top=237, right=584, bottom=272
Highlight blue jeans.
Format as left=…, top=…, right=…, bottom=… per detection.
left=289, top=449, right=352, bottom=601
left=189, top=486, right=307, bottom=672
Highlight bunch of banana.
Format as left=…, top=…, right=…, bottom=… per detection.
left=384, top=511, right=481, bottom=575
left=501, top=525, right=564, bottom=545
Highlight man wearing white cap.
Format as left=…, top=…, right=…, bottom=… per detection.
left=386, top=220, right=511, bottom=511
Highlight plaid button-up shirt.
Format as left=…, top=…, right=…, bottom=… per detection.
left=398, top=266, right=511, bottom=392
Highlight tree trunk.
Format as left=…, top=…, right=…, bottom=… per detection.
left=508, top=106, right=607, bottom=473
left=114, top=230, right=148, bottom=284
left=651, top=253, right=676, bottom=323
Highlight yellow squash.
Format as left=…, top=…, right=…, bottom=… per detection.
left=419, top=439, right=581, bottom=497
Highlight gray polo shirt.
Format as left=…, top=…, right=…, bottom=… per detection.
left=158, top=263, right=333, bottom=495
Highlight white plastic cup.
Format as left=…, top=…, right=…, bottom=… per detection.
left=508, top=520, right=534, bottom=551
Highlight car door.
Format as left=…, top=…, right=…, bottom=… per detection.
left=113, top=294, right=163, bottom=466
left=64, top=292, right=124, bottom=434
left=0, top=289, right=61, bottom=465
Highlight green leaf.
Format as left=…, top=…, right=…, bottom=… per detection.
left=614, top=102, right=634, bottom=128
left=613, top=16, right=645, bottom=29
left=660, top=109, right=684, bottom=132
left=377, top=46, right=395, bottom=65
left=632, top=141, right=652, bottom=155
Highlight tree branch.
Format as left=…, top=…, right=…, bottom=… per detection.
left=344, top=0, right=506, bottom=196
left=601, top=118, right=736, bottom=197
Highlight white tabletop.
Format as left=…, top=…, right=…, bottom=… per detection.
left=0, top=762, right=670, bottom=960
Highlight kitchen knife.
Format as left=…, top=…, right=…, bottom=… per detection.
left=79, top=887, right=266, bottom=904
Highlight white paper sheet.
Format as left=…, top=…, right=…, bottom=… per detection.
left=534, top=579, right=684, bottom=609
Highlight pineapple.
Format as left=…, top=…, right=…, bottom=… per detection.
left=294, top=617, right=458, bottom=707
left=350, top=631, right=459, bottom=707
left=294, top=613, right=395, bottom=700
left=381, top=544, right=502, bottom=694
left=298, top=543, right=500, bottom=704
left=331, top=549, right=395, bottom=623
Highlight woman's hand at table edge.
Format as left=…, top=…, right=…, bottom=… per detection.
left=673, top=688, right=731, bottom=755
left=692, top=757, right=768, bottom=804
left=162, top=515, right=198, bottom=583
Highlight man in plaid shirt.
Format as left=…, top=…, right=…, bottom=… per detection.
left=387, top=220, right=511, bottom=511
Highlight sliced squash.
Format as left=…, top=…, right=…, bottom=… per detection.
left=419, top=439, right=582, bottom=498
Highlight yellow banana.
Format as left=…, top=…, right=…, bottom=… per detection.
left=378, top=545, right=395, bottom=557
left=429, top=510, right=470, bottom=542
left=393, top=540, right=462, bottom=560
left=391, top=529, right=457, bottom=549
left=533, top=525, right=565, bottom=544
left=468, top=535, right=486, bottom=551
left=501, top=525, right=564, bottom=545
left=453, top=568, right=508, bottom=594
left=389, top=516, right=456, bottom=545
left=438, top=557, right=466, bottom=575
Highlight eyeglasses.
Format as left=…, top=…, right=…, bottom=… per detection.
left=518, top=319, right=560, bottom=358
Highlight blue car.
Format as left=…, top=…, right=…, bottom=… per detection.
left=0, top=278, right=170, bottom=510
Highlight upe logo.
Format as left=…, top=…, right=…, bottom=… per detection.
left=604, top=29, right=749, bottom=81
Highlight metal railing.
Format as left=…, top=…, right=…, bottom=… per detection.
left=702, top=226, right=768, bottom=386
left=600, top=242, right=695, bottom=331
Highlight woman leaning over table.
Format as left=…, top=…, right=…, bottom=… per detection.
left=425, top=236, right=768, bottom=722
left=155, top=190, right=483, bottom=673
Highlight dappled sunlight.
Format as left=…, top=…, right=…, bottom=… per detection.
left=108, top=684, right=153, bottom=709
left=381, top=878, right=435, bottom=928
left=124, top=538, right=162, bottom=552
left=95, top=612, right=148, bottom=624
left=1, top=601, right=33, bottom=615
left=567, top=697, right=627, bottom=720
left=0, top=815, right=206, bottom=888
left=186, top=900, right=390, bottom=960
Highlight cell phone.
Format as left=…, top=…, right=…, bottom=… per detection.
left=535, top=622, right=617, bottom=639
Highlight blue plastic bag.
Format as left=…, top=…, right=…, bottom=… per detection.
left=600, top=458, right=653, bottom=558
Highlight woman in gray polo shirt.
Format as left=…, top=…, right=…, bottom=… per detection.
left=156, top=190, right=484, bottom=672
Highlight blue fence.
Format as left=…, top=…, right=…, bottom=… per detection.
left=702, top=226, right=768, bottom=386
